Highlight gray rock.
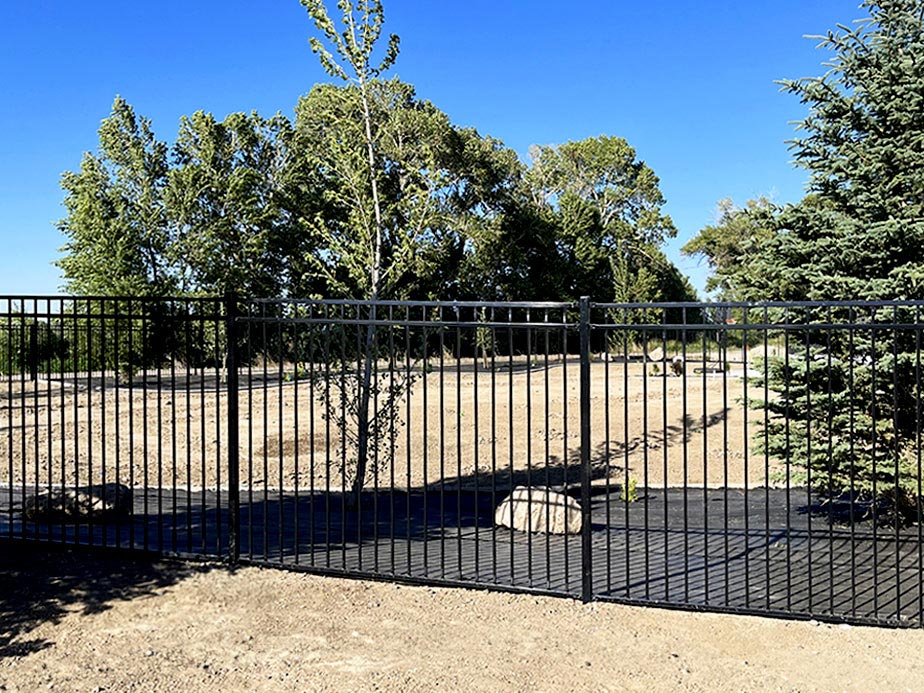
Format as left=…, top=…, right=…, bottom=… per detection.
left=647, top=346, right=665, bottom=362
left=23, top=483, right=133, bottom=522
left=494, top=486, right=582, bottom=535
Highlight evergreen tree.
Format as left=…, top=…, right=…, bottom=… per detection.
left=742, top=1, right=924, bottom=522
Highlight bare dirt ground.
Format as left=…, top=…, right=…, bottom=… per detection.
left=1, top=543, right=922, bottom=693
left=2, top=357, right=780, bottom=494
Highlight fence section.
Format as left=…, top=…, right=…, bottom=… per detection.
left=2, top=296, right=923, bottom=626
left=233, top=299, right=585, bottom=597
left=587, top=302, right=924, bottom=625
left=0, top=296, right=230, bottom=557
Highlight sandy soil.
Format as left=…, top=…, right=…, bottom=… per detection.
left=1, top=543, right=922, bottom=693
left=1, top=357, right=781, bottom=494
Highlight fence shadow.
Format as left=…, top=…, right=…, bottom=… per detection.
left=0, top=542, right=217, bottom=658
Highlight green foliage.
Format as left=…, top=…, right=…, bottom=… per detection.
left=301, top=0, right=400, bottom=85
left=621, top=477, right=638, bottom=503
left=306, top=332, right=417, bottom=486
left=527, top=136, right=675, bottom=248
left=681, top=197, right=777, bottom=299
left=300, top=0, right=402, bottom=503
left=57, top=98, right=314, bottom=300
left=749, top=306, right=922, bottom=522
left=520, top=136, right=694, bottom=304
left=734, top=1, right=924, bottom=522
left=57, top=97, right=173, bottom=297
left=462, top=201, right=563, bottom=301
left=300, top=0, right=400, bottom=302
left=167, top=111, right=303, bottom=297
left=0, top=316, right=69, bottom=376
left=294, top=79, right=520, bottom=300
left=779, top=0, right=924, bottom=224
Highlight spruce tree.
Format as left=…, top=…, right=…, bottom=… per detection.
left=743, top=1, right=924, bottom=522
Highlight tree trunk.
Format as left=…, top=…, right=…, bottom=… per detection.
left=350, top=75, right=385, bottom=508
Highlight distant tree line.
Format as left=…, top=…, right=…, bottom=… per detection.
left=56, top=92, right=695, bottom=305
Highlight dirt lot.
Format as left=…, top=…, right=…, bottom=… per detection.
left=0, top=543, right=921, bottom=693
left=2, top=358, right=779, bottom=494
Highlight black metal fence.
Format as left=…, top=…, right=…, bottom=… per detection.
left=2, top=296, right=922, bottom=627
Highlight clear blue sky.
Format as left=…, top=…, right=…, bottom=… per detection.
left=0, top=0, right=862, bottom=297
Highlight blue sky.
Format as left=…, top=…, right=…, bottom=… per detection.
left=0, top=0, right=862, bottom=297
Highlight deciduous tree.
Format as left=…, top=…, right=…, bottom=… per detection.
left=57, top=97, right=173, bottom=296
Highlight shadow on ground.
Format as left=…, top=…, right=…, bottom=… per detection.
left=0, top=541, right=218, bottom=658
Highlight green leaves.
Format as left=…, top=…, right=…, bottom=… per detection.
left=57, top=97, right=172, bottom=297
left=57, top=98, right=317, bottom=299
left=293, top=79, right=519, bottom=300
left=167, top=110, right=298, bottom=296
left=681, top=197, right=776, bottom=299
left=527, top=136, right=675, bottom=247
left=782, top=0, right=924, bottom=223
left=521, top=135, right=689, bottom=303
left=301, top=0, right=400, bottom=84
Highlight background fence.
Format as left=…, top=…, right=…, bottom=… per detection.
left=1, top=296, right=922, bottom=627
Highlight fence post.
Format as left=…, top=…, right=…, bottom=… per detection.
left=224, top=291, right=241, bottom=564
left=579, top=296, right=593, bottom=603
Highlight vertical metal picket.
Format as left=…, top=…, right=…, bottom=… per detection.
left=579, top=297, right=593, bottom=603
left=225, top=291, right=241, bottom=564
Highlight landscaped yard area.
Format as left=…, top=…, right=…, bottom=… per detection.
left=1, top=358, right=769, bottom=493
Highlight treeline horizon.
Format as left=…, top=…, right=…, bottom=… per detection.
left=55, top=83, right=696, bottom=305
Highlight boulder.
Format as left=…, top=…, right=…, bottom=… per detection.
left=647, top=346, right=665, bottom=363
left=23, top=483, right=133, bottom=522
left=494, top=486, right=582, bottom=535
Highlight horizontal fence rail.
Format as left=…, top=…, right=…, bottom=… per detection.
left=1, top=296, right=923, bottom=627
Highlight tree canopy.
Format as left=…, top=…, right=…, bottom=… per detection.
left=57, top=97, right=172, bottom=296
left=57, top=2, right=692, bottom=306
left=697, top=1, right=924, bottom=521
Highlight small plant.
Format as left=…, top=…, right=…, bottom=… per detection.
left=621, top=477, right=638, bottom=503
left=475, top=307, right=492, bottom=369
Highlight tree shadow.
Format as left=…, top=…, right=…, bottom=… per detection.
left=0, top=541, right=218, bottom=658
left=421, top=407, right=730, bottom=494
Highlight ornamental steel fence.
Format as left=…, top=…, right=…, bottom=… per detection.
left=1, top=296, right=922, bottom=627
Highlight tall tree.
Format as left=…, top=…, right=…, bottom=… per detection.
left=681, top=197, right=777, bottom=299
left=167, top=111, right=299, bottom=297
left=739, top=1, right=924, bottom=521
left=57, top=97, right=173, bottom=295
left=295, top=79, right=520, bottom=299
left=56, top=98, right=178, bottom=379
left=780, top=0, right=924, bottom=223
left=301, top=0, right=399, bottom=302
left=300, top=0, right=401, bottom=503
left=525, top=135, right=691, bottom=303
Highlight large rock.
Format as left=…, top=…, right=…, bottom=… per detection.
left=23, top=483, right=133, bottom=522
left=494, top=486, right=583, bottom=535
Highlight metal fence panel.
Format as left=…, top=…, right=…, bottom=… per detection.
left=0, top=296, right=230, bottom=558
left=2, top=296, right=922, bottom=627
